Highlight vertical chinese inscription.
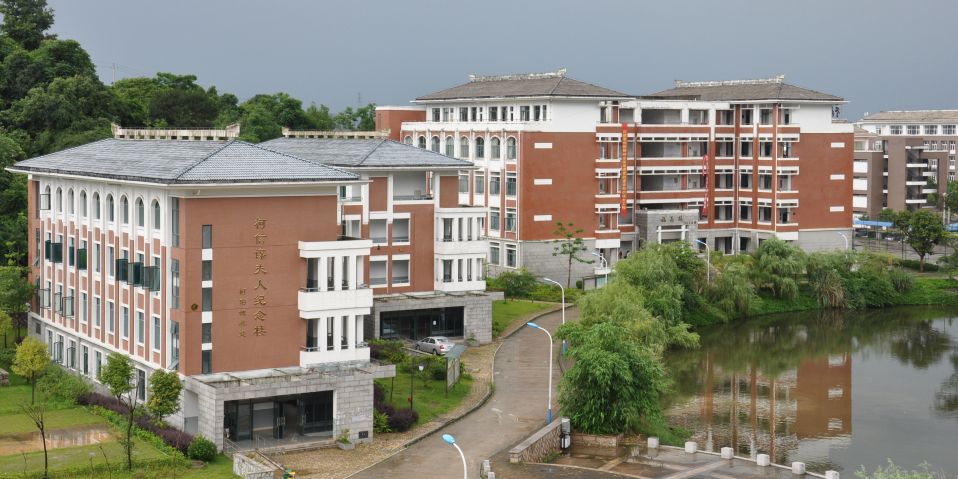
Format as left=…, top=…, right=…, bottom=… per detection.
left=240, top=219, right=269, bottom=337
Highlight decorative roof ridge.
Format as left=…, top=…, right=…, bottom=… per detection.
left=469, top=68, right=566, bottom=83
left=674, top=75, right=786, bottom=88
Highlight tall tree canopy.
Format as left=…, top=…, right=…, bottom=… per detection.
left=0, top=0, right=54, bottom=50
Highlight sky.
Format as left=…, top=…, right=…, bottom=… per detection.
left=47, top=0, right=958, bottom=122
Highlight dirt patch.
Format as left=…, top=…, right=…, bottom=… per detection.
left=0, top=425, right=116, bottom=456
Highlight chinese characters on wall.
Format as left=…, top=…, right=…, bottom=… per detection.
left=240, top=218, right=269, bottom=337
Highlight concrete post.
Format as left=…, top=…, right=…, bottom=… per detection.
left=684, top=442, right=697, bottom=453
left=757, top=454, right=770, bottom=467
left=721, top=447, right=733, bottom=459
left=826, top=471, right=840, bottom=479
left=647, top=437, right=659, bottom=449
left=792, top=462, right=806, bottom=475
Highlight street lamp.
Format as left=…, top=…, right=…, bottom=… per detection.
left=527, top=322, right=553, bottom=423
left=838, top=232, right=848, bottom=251
left=590, top=252, right=609, bottom=287
left=410, top=360, right=424, bottom=410
left=542, top=278, right=565, bottom=355
left=695, top=239, right=711, bottom=284
left=443, top=434, right=467, bottom=479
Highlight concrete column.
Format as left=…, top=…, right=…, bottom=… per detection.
left=347, top=255, right=355, bottom=290
left=354, top=315, right=363, bottom=344
left=454, top=259, right=460, bottom=282
left=452, top=217, right=459, bottom=241
left=318, top=255, right=328, bottom=291
left=356, top=256, right=365, bottom=288
left=319, top=316, right=327, bottom=353
left=333, top=255, right=343, bottom=291
left=333, top=314, right=342, bottom=351
left=348, top=314, right=356, bottom=350
left=681, top=108, right=690, bottom=125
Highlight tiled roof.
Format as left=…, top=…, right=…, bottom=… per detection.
left=7, top=139, right=359, bottom=184
left=260, top=138, right=476, bottom=169
left=416, top=76, right=631, bottom=101
left=645, top=82, right=843, bottom=102
left=861, top=110, right=958, bottom=122
left=854, top=126, right=877, bottom=136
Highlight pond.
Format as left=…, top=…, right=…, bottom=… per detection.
left=663, top=307, right=958, bottom=475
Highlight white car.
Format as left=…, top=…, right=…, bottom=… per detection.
left=415, top=336, right=456, bottom=355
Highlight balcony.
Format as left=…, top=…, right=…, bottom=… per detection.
left=299, top=287, right=372, bottom=315
left=300, top=343, right=369, bottom=366
left=435, top=278, right=485, bottom=293
left=393, top=194, right=433, bottom=201
left=435, top=240, right=487, bottom=256
left=299, top=238, right=373, bottom=317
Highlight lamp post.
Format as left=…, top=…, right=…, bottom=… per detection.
left=443, top=434, right=467, bottom=479
left=527, top=322, right=553, bottom=423
left=695, top=239, right=711, bottom=285
left=410, top=359, right=423, bottom=410
left=542, top=278, right=565, bottom=355
left=590, top=252, right=609, bottom=287
left=838, top=232, right=848, bottom=251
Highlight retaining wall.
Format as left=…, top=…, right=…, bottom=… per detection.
left=508, top=418, right=564, bottom=463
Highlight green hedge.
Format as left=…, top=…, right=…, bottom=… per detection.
left=894, top=258, right=940, bottom=272
left=87, top=404, right=188, bottom=463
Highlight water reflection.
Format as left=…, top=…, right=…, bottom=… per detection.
left=664, top=307, right=958, bottom=474
left=0, top=425, right=115, bottom=456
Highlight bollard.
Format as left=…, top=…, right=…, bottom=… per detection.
left=792, top=462, right=806, bottom=475
left=757, top=454, right=770, bottom=467
left=721, top=447, right=733, bottom=459
left=826, top=471, right=839, bottom=479
left=488, top=472, right=495, bottom=479
left=648, top=437, right=659, bottom=449
left=684, top=442, right=697, bottom=453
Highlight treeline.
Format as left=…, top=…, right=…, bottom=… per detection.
left=0, top=0, right=376, bottom=266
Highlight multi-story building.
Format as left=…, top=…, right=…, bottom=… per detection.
left=853, top=111, right=958, bottom=217
left=8, top=125, right=492, bottom=450
left=378, top=70, right=853, bottom=284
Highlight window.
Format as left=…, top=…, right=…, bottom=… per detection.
left=94, top=297, right=100, bottom=328
left=951, top=157, right=956, bottom=169
left=327, top=317, right=334, bottom=350
left=69, top=237, right=75, bottom=267
left=519, top=106, right=530, bottom=121
left=475, top=137, right=484, bottom=158
left=508, top=106, right=514, bottom=121
left=459, top=107, right=468, bottom=122
left=56, top=188, right=62, bottom=213
left=760, top=109, right=772, bottom=125
left=68, top=189, right=74, bottom=214
left=121, top=197, right=129, bottom=224
left=431, top=108, right=439, bottom=122
left=202, top=288, right=212, bottom=311
left=506, top=138, right=517, bottom=159
left=490, top=173, right=501, bottom=195
left=475, top=174, right=485, bottom=194
left=95, top=351, right=102, bottom=378
left=741, top=108, right=753, bottom=126
left=202, top=260, right=212, bottom=281
left=470, top=107, right=477, bottom=121
left=931, top=158, right=938, bottom=168
left=719, top=110, right=734, bottom=125
left=122, top=306, right=129, bottom=338
left=459, top=172, right=469, bottom=193
left=202, top=323, right=212, bottom=343
left=489, top=107, right=498, bottom=121
left=152, top=200, right=160, bottom=229
left=107, top=195, right=114, bottom=222
left=415, top=136, right=424, bottom=150
left=108, top=246, right=114, bottom=277
left=740, top=172, right=751, bottom=188
left=779, top=109, right=791, bottom=125
left=534, top=105, right=541, bottom=121
left=108, top=301, right=114, bottom=333
left=153, top=316, right=160, bottom=350
left=907, top=125, right=920, bottom=135
left=94, top=243, right=100, bottom=273
left=505, top=173, right=517, bottom=196
left=459, top=137, right=469, bottom=159
left=925, top=125, right=938, bottom=135
left=341, top=316, right=349, bottom=348
left=80, top=191, right=87, bottom=217
left=202, top=225, right=212, bottom=249
left=505, top=209, right=516, bottom=232
left=739, top=202, right=752, bottom=221
left=491, top=138, right=501, bottom=159
left=201, top=351, right=211, bottom=374
left=135, top=198, right=144, bottom=227
left=403, top=135, right=413, bottom=146
left=80, top=293, right=87, bottom=323
left=171, top=260, right=179, bottom=309
left=445, top=136, right=454, bottom=157
left=490, top=208, right=500, bottom=231
left=137, top=312, right=144, bottom=344
left=741, top=139, right=753, bottom=157
left=169, top=321, right=179, bottom=371
left=759, top=174, right=773, bottom=190
left=506, top=244, right=517, bottom=267
left=93, top=193, right=100, bottom=219
left=942, top=125, right=957, bottom=135
left=951, top=173, right=956, bottom=182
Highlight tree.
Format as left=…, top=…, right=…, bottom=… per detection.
left=0, top=310, right=10, bottom=347
left=0, top=0, right=55, bottom=50
left=555, top=321, right=669, bottom=435
left=893, top=209, right=951, bottom=272
left=877, top=207, right=896, bottom=223
left=149, top=88, right=217, bottom=127
left=118, top=374, right=143, bottom=471
left=19, top=395, right=48, bottom=477
left=146, top=369, right=182, bottom=426
left=11, top=336, right=48, bottom=404
left=552, top=222, right=593, bottom=289
left=99, top=352, right=134, bottom=404
left=750, top=236, right=806, bottom=301
left=496, top=267, right=538, bottom=302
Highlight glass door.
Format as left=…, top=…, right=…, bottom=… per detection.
left=273, top=402, right=284, bottom=439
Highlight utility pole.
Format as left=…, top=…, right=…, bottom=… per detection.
left=112, top=63, right=115, bottom=86
left=357, top=92, right=361, bottom=108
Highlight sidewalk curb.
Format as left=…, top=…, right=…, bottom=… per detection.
left=345, top=305, right=574, bottom=478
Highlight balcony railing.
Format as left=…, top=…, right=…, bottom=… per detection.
left=393, top=195, right=433, bottom=201
left=301, top=284, right=368, bottom=292
left=369, top=277, right=387, bottom=286
left=371, top=237, right=388, bottom=244
left=392, top=236, right=410, bottom=243
left=392, top=276, right=409, bottom=284
left=342, top=196, right=362, bottom=202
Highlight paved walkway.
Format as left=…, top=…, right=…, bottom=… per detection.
left=349, top=306, right=577, bottom=479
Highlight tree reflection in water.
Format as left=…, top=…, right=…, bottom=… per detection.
left=663, top=307, right=957, bottom=473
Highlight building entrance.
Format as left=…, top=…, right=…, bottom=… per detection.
left=380, top=307, right=464, bottom=341
left=224, top=390, right=334, bottom=443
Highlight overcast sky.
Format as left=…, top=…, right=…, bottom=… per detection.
left=48, top=0, right=957, bottom=122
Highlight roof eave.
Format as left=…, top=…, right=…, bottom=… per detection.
left=6, top=166, right=364, bottom=186
left=413, top=95, right=633, bottom=103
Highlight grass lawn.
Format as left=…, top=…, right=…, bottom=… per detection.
left=375, top=373, right=474, bottom=426
left=5, top=407, right=106, bottom=434
left=0, top=438, right=164, bottom=474
left=492, top=300, right=553, bottom=336
left=106, top=454, right=237, bottom=479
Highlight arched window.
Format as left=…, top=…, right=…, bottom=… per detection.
left=445, top=137, right=454, bottom=157
left=418, top=136, right=426, bottom=149
left=431, top=136, right=440, bottom=152
left=136, top=198, right=144, bottom=227
left=491, top=138, right=501, bottom=159
left=107, top=195, right=114, bottom=222
left=475, top=137, right=484, bottom=158
left=121, top=197, right=129, bottom=224
left=56, top=188, right=62, bottom=213
left=44, top=186, right=50, bottom=211
left=93, top=193, right=100, bottom=220
left=459, top=137, right=469, bottom=159
left=404, top=136, right=413, bottom=146
left=152, top=200, right=161, bottom=229
left=68, top=189, right=74, bottom=214
left=506, top=137, right=517, bottom=159
left=79, top=191, right=87, bottom=217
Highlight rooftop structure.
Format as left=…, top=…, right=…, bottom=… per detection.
left=416, top=70, right=631, bottom=101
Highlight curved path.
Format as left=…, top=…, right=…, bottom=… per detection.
left=349, top=307, right=577, bottom=478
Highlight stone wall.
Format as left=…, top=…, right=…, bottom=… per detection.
left=369, top=291, right=501, bottom=344
left=508, top=419, right=564, bottom=463
left=571, top=431, right=624, bottom=447
left=232, top=453, right=276, bottom=479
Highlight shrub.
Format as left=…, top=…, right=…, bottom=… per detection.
left=375, top=401, right=396, bottom=418
left=373, top=409, right=392, bottom=433
left=387, top=408, right=419, bottom=432
left=373, top=383, right=385, bottom=404
left=575, top=280, right=583, bottom=289
left=896, top=259, right=939, bottom=272
left=187, top=434, right=217, bottom=462
left=492, top=320, right=505, bottom=338
left=368, top=339, right=409, bottom=365
left=79, top=392, right=193, bottom=454
left=36, top=364, right=91, bottom=404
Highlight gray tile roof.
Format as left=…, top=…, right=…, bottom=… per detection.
left=7, top=139, right=359, bottom=184
left=416, top=76, right=631, bottom=101
left=854, top=126, right=877, bottom=136
left=861, top=110, right=958, bottom=122
left=645, top=82, right=843, bottom=102
left=260, top=138, right=476, bottom=169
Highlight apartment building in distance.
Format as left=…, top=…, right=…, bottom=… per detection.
left=853, top=111, right=958, bottom=218
left=8, top=125, right=493, bottom=451
left=377, top=70, right=854, bottom=284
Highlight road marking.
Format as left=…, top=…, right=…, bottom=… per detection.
left=659, top=460, right=725, bottom=479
